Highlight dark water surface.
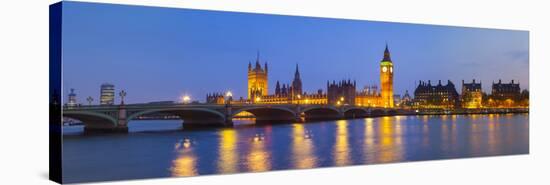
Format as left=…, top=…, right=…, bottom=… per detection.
left=62, top=114, right=529, bottom=183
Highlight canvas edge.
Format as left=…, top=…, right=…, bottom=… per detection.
left=49, top=1, right=63, bottom=184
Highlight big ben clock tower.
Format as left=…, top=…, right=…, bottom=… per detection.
left=380, top=44, right=394, bottom=108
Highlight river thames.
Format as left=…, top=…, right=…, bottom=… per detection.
left=62, top=114, right=528, bottom=183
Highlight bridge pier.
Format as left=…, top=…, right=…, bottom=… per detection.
left=224, top=119, right=234, bottom=127
left=294, top=114, right=304, bottom=123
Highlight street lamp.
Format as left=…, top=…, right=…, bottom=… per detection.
left=86, top=96, right=93, bottom=106
left=225, top=91, right=233, bottom=104
left=182, top=95, right=191, bottom=104
left=119, top=90, right=127, bottom=105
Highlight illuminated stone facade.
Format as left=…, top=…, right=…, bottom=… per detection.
left=242, top=62, right=326, bottom=105
left=355, top=85, right=382, bottom=107
left=380, top=45, right=394, bottom=108
left=229, top=46, right=397, bottom=107
left=354, top=45, right=395, bottom=108
left=327, top=80, right=356, bottom=105
left=486, top=79, right=522, bottom=107
left=206, top=92, right=226, bottom=104
left=264, top=64, right=327, bottom=104
left=291, top=64, right=303, bottom=96
left=461, top=79, right=482, bottom=108
left=400, top=90, right=413, bottom=107
left=413, top=80, right=459, bottom=108
left=255, top=91, right=327, bottom=104
left=248, top=52, right=268, bottom=101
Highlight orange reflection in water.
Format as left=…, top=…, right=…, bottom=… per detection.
left=469, top=114, right=504, bottom=156
left=471, top=114, right=480, bottom=121
left=469, top=118, right=482, bottom=155
left=218, top=129, right=238, bottom=174
left=450, top=119, right=458, bottom=152
left=487, top=116, right=499, bottom=154
left=422, top=115, right=429, bottom=124
left=363, top=118, right=377, bottom=162
left=246, top=132, right=271, bottom=172
left=291, top=124, right=317, bottom=169
left=441, top=120, right=449, bottom=147
left=441, top=114, right=448, bottom=122
left=170, top=139, right=198, bottom=177
left=422, top=122, right=430, bottom=148
left=378, top=116, right=404, bottom=163
left=333, top=120, right=350, bottom=166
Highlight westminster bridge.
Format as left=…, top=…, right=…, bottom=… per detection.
left=62, top=103, right=529, bottom=133
left=62, top=103, right=398, bottom=133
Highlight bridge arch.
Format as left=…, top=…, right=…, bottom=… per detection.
left=231, top=106, right=297, bottom=122
left=343, top=107, right=369, bottom=118
left=301, top=106, right=342, bottom=120
left=63, top=111, right=118, bottom=127
left=127, top=108, right=227, bottom=126
left=301, top=106, right=340, bottom=114
left=371, top=109, right=386, bottom=116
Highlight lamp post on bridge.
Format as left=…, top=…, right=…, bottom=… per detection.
left=225, top=91, right=233, bottom=105
left=295, top=94, right=303, bottom=123
left=115, top=90, right=128, bottom=131
left=182, top=95, right=191, bottom=104
left=86, top=96, right=93, bottom=106
left=119, top=90, right=127, bottom=105
left=224, top=91, right=233, bottom=126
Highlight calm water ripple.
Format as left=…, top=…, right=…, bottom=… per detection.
left=62, top=114, right=529, bottom=183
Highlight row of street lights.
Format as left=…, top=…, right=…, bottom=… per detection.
left=84, top=90, right=126, bottom=106
left=82, top=90, right=341, bottom=106
left=181, top=91, right=233, bottom=104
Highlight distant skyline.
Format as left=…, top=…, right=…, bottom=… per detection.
left=62, top=2, right=529, bottom=104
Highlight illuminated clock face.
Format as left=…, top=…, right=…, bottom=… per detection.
left=390, top=67, right=393, bottom=73
left=382, top=66, right=388, bottom=73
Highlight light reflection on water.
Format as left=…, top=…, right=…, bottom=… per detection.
left=246, top=128, right=271, bottom=172
left=217, top=129, right=238, bottom=173
left=62, top=114, right=529, bottom=183
left=292, top=124, right=317, bottom=169
left=171, top=139, right=198, bottom=177
left=333, top=120, right=350, bottom=166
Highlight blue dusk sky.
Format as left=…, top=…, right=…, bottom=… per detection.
left=61, top=1, right=529, bottom=104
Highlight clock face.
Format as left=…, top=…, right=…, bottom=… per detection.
left=390, top=67, right=393, bottom=73
left=382, top=66, right=388, bottom=73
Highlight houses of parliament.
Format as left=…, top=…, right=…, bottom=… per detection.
left=205, top=44, right=529, bottom=109
left=207, top=45, right=396, bottom=108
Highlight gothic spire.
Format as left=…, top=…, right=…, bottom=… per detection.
left=294, top=63, right=300, bottom=79
left=383, top=42, right=392, bottom=62
left=255, top=50, right=261, bottom=70
left=275, top=81, right=281, bottom=95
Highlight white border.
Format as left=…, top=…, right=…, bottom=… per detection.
left=1, top=0, right=549, bottom=185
